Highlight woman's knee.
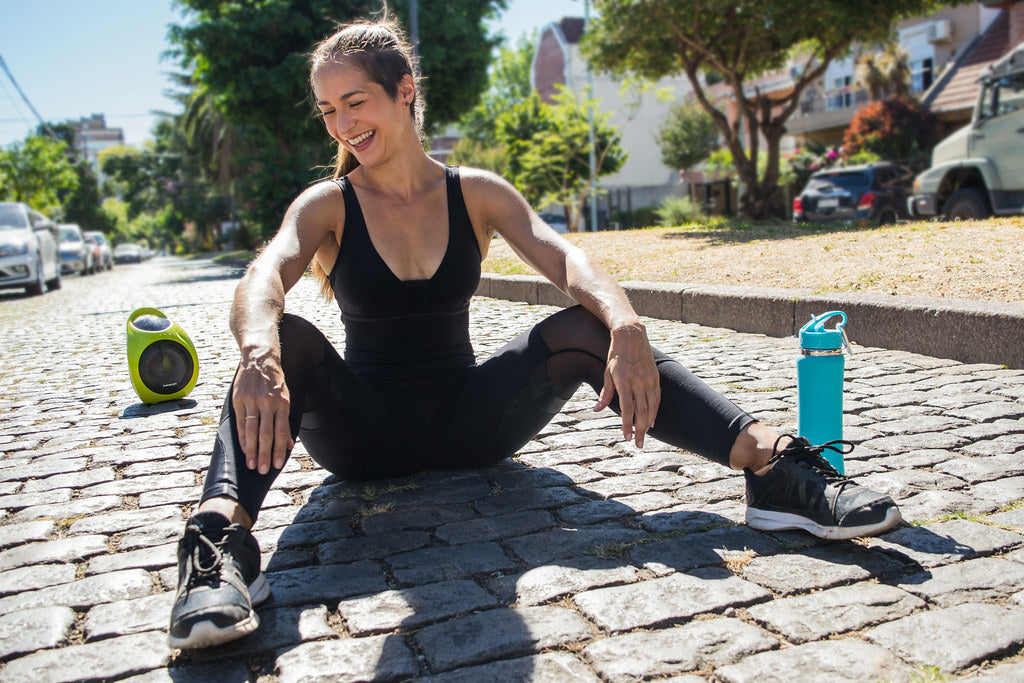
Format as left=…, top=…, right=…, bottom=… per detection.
left=539, top=305, right=611, bottom=354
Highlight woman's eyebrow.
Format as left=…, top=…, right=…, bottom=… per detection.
left=317, top=89, right=367, bottom=106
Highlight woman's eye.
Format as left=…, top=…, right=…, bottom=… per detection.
left=349, top=101, right=364, bottom=108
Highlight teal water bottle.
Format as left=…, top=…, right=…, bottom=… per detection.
left=797, top=311, right=850, bottom=473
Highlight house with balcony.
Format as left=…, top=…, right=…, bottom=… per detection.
left=69, top=113, right=125, bottom=177
left=786, top=2, right=1008, bottom=151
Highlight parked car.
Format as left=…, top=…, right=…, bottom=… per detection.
left=113, top=243, right=143, bottom=264
left=84, top=231, right=112, bottom=270
left=59, top=224, right=94, bottom=275
left=0, top=202, right=61, bottom=295
left=538, top=212, right=569, bottom=234
left=793, top=162, right=912, bottom=225
left=909, top=41, right=1024, bottom=219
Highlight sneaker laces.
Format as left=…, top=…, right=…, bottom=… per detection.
left=770, top=435, right=853, bottom=486
left=181, top=523, right=228, bottom=590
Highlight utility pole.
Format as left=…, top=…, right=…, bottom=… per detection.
left=583, top=0, right=598, bottom=232
left=409, top=0, right=419, bottom=58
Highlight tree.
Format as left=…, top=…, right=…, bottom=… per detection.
left=497, top=88, right=625, bottom=232
left=585, top=0, right=963, bottom=218
left=457, top=32, right=536, bottom=146
left=843, top=95, right=936, bottom=166
left=657, top=101, right=718, bottom=207
left=169, top=0, right=506, bottom=239
left=0, top=135, right=79, bottom=214
left=855, top=42, right=912, bottom=102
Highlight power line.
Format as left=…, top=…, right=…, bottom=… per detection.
left=0, top=53, right=56, bottom=138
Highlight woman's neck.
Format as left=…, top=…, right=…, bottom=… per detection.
left=351, top=145, right=443, bottom=202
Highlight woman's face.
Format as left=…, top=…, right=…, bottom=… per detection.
left=312, top=59, right=414, bottom=165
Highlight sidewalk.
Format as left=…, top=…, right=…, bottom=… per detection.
left=1, top=256, right=1024, bottom=681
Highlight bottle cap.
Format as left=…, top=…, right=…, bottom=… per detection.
left=799, top=311, right=847, bottom=350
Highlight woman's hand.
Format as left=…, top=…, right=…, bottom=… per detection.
left=231, top=353, right=294, bottom=474
left=594, top=322, right=661, bottom=448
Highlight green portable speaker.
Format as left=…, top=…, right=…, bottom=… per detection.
left=126, top=307, right=199, bottom=404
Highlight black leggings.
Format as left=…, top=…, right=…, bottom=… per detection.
left=202, top=306, right=755, bottom=522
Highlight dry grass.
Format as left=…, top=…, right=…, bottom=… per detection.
left=482, top=217, right=1024, bottom=303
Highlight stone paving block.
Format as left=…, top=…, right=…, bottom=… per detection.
left=138, top=486, right=203, bottom=508
left=934, top=454, right=1024, bottom=484
left=0, top=457, right=87, bottom=483
left=973, top=476, right=1024, bottom=505
left=413, top=605, right=592, bottom=673
left=508, top=524, right=647, bottom=566
left=671, top=477, right=747, bottom=506
left=473, top=485, right=588, bottom=516
left=631, top=526, right=781, bottom=574
left=540, top=428, right=621, bottom=450
left=574, top=567, right=771, bottom=633
left=896, top=556, right=1024, bottom=607
left=119, top=661, right=251, bottom=683
left=854, top=469, right=967, bottom=501
left=0, top=605, right=76, bottom=659
left=739, top=544, right=905, bottom=595
left=316, top=530, right=429, bottom=564
left=377, top=476, right=493, bottom=508
left=68, top=505, right=182, bottom=536
left=85, top=590, right=175, bottom=640
left=714, top=638, right=912, bottom=683
left=865, top=603, right=1024, bottom=673
left=253, top=518, right=354, bottom=553
left=118, top=522, right=184, bottom=551
left=86, top=542, right=175, bottom=575
left=0, top=519, right=54, bottom=549
left=868, top=519, right=1024, bottom=568
left=11, top=494, right=124, bottom=523
left=338, top=579, right=497, bottom=635
left=359, top=504, right=476, bottom=535
left=0, top=563, right=76, bottom=597
left=587, top=451, right=697, bottom=477
left=639, top=502, right=744, bottom=534
left=0, top=568, right=152, bottom=614
left=0, top=533, right=109, bottom=572
left=265, top=561, right=387, bottom=606
left=746, top=582, right=925, bottom=644
left=583, top=470, right=692, bottom=499
left=0, top=487, right=73, bottom=510
left=583, top=617, right=778, bottom=681
left=435, top=509, right=554, bottom=545
left=962, top=433, right=1024, bottom=456
left=122, top=455, right=209, bottom=477
left=968, top=661, right=1024, bottom=681
left=389, top=541, right=517, bottom=585
left=556, top=493, right=675, bottom=526
left=867, top=414, right=971, bottom=435
left=948, top=400, right=1024, bottom=422
left=20, top=467, right=116, bottom=493
left=275, top=634, right=419, bottom=683
left=85, top=471, right=195, bottom=497
left=489, top=557, right=639, bottom=606
left=90, top=446, right=180, bottom=466
left=896, top=489, right=979, bottom=522
left=0, top=629, right=172, bottom=683
left=515, top=444, right=617, bottom=468
left=488, top=464, right=581, bottom=491
left=860, top=431, right=969, bottom=454
left=416, top=652, right=599, bottom=683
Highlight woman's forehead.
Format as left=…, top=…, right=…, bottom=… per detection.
left=313, top=61, right=373, bottom=95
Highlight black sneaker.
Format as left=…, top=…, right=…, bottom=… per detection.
left=744, top=436, right=902, bottom=540
left=168, top=511, right=270, bottom=649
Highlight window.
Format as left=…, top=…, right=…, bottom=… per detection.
left=827, top=76, right=853, bottom=110
left=911, top=58, right=934, bottom=93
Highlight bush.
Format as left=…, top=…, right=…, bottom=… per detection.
left=656, top=195, right=705, bottom=227
left=843, top=96, right=936, bottom=164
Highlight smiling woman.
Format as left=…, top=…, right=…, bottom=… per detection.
left=166, top=14, right=902, bottom=654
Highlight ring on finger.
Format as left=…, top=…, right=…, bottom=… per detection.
left=245, top=415, right=259, bottom=420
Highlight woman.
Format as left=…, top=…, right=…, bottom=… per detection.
left=168, top=18, right=901, bottom=650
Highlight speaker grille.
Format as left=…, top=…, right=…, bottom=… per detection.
left=138, top=340, right=194, bottom=394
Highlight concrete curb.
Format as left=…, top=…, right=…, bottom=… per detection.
left=478, top=274, right=1024, bottom=369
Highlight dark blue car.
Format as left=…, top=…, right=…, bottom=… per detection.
left=793, top=162, right=913, bottom=225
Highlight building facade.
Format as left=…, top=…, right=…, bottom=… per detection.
left=69, top=113, right=125, bottom=175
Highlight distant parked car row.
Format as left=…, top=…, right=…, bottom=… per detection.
left=58, top=224, right=113, bottom=275
left=113, top=242, right=156, bottom=264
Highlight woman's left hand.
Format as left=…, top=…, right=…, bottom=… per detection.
left=594, top=322, right=661, bottom=448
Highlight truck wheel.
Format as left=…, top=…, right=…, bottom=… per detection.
left=944, top=188, right=988, bottom=220
left=876, top=207, right=899, bottom=225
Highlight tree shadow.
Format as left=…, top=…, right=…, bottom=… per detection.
left=661, top=219, right=883, bottom=247
left=174, top=456, right=922, bottom=679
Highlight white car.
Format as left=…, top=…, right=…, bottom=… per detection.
left=59, top=223, right=93, bottom=275
left=0, top=202, right=62, bottom=296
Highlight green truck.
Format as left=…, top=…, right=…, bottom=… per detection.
left=909, top=42, right=1024, bottom=219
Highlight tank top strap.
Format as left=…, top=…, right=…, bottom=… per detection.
left=444, top=166, right=481, bottom=259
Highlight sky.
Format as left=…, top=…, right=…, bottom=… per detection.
left=0, top=0, right=586, bottom=149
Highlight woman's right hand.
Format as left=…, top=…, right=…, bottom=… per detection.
left=231, top=355, right=294, bottom=475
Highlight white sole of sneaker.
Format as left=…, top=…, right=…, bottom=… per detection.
left=745, top=506, right=902, bottom=540
left=168, top=573, right=272, bottom=650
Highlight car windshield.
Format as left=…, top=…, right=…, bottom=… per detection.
left=809, top=171, right=869, bottom=190
left=0, top=205, right=28, bottom=230
left=60, top=227, right=81, bottom=242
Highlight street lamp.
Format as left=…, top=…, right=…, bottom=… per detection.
left=581, top=0, right=598, bottom=231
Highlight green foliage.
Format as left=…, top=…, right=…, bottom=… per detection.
left=585, top=0, right=964, bottom=218
left=495, top=87, right=625, bottom=231
left=655, top=195, right=705, bottom=227
left=657, top=102, right=718, bottom=171
left=0, top=135, right=79, bottom=213
left=448, top=138, right=508, bottom=176
left=458, top=32, right=536, bottom=146
left=843, top=95, right=936, bottom=165
left=63, top=160, right=117, bottom=234
left=168, top=0, right=505, bottom=242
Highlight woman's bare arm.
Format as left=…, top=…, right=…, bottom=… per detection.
left=229, top=180, right=342, bottom=474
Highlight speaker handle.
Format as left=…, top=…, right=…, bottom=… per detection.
left=128, top=307, right=168, bottom=331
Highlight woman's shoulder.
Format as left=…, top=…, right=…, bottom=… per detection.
left=454, top=166, right=520, bottom=205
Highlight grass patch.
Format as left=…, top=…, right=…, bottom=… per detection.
left=909, top=664, right=954, bottom=682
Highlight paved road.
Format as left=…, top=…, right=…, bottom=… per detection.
left=2, top=257, right=1024, bottom=681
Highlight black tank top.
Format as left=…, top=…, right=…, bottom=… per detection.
left=329, top=166, right=482, bottom=384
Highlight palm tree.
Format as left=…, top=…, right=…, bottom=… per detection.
left=855, top=42, right=911, bottom=101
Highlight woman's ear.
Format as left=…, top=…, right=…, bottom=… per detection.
left=399, top=74, right=416, bottom=106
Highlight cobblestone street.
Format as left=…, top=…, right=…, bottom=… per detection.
left=2, top=256, right=1024, bottom=681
